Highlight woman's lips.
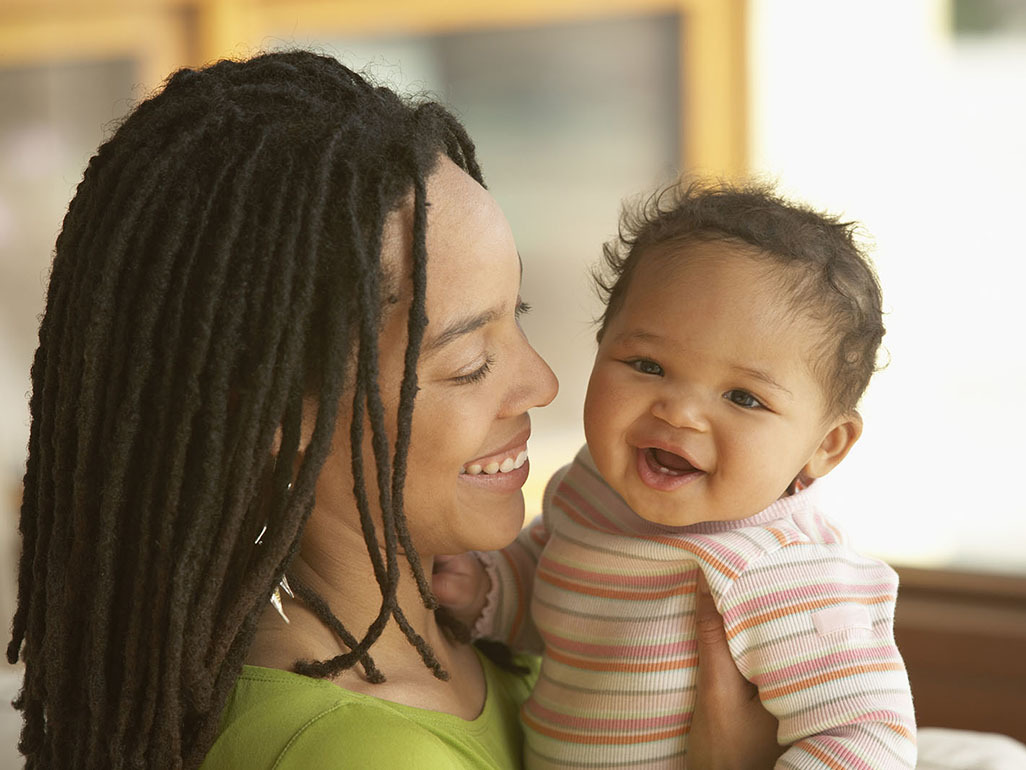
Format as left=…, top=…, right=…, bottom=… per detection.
left=459, top=435, right=531, bottom=492
left=461, top=448, right=528, bottom=476
left=635, top=446, right=704, bottom=492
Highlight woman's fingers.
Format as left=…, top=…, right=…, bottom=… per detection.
left=688, top=572, right=783, bottom=770
left=693, top=572, right=756, bottom=702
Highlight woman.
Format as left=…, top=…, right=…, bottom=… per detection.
left=7, top=50, right=780, bottom=768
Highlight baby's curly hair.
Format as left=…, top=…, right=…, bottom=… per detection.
left=595, top=180, right=885, bottom=415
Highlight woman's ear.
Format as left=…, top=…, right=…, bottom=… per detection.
left=803, top=411, right=863, bottom=480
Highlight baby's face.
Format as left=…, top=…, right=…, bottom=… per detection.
left=583, top=242, right=847, bottom=526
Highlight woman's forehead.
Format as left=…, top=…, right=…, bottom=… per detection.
left=375, top=157, right=520, bottom=347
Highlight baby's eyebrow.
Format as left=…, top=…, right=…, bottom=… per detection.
left=615, top=329, right=662, bottom=344
left=733, top=365, right=793, bottom=398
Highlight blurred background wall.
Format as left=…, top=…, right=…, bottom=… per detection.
left=1, top=0, right=1025, bottom=754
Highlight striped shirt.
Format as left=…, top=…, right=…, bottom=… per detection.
left=478, top=447, right=916, bottom=769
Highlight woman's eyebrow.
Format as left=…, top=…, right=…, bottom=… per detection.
left=422, top=308, right=500, bottom=355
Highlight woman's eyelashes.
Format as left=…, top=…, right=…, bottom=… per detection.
left=451, top=354, right=495, bottom=385
left=448, top=300, right=529, bottom=386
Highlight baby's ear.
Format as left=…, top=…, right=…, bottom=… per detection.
left=803, top=411, right=863, bottom=480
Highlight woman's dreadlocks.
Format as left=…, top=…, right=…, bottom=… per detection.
left=7, top=49, right=484, bottom=769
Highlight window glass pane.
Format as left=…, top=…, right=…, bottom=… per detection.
left=325, top=15, right=682, bottom=502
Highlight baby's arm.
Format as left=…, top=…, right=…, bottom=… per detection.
left=472, top=516, right=549, bottom=652
left=434, top=463, right=572, bottom=652
left=720, top=545, right=917, bottom=769
left=433, top=516, right=549, bottom=652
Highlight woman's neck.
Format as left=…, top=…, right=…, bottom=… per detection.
left=245, top=513, right=487, bottom=718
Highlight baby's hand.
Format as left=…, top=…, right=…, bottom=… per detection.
left=432, top=552, right=491, bottom=631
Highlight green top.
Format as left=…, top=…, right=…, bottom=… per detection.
left=200, top=650, right=539, bottom=769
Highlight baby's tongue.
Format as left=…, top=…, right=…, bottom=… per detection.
left=650, top=448, right=694, bottom=472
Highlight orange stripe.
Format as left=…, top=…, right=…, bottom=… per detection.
left=798, top=741, right=848, bottom=770
left=761, top=662, right=905, bottom=699
left=538, top=568, right=696, bottom=600
left=522, top=711, right=690, bottom=745
left=644, top=534, right=741, bottom=580
left=766, top=526, right=789, bottom=546
left=555, top=499, right=741, bottom=580
left=546, top=646, right=697, bottom=673
left=884, top=720, right=916, bottom=741
left=726, top=594, right=892, bottom=638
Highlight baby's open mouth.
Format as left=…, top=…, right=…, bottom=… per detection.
left=645, top=447, right=697, bottom=476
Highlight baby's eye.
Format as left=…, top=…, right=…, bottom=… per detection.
left=725, top=389, right=763, bottom=409
left=629, top=359, right=664, bottom=376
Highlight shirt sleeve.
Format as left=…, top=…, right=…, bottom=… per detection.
left=718, top=543, right=917, bottom=769
left=469, top=462, right=570, bottom=652
left=472, top=515, right=549, bottom=653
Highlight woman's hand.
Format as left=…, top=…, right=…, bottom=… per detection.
left=688, top=573, right=784, bottom=769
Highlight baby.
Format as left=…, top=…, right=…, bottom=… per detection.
left=442, top=181, right=916, bottom=768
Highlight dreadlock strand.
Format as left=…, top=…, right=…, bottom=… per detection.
left=199, top=133, right=342, bottom=681
left=185, top=158, right=312, bottom=671
left=291, top=181, right=403, bottom=680
left=85, top=146, right=244, bottom=766
left=142, top=137, right=299, bottom=760
left=289, top=575, right=384, bottom=682
left=391, top=169, right=436, bottom=608
left=40, top=145, right=201, bottom=761
left=107, top=143, right=259, bottom=758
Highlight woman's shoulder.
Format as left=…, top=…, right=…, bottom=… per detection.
left=201, top=654, right=539, bottom=769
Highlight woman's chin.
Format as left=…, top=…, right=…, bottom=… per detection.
left=469, top=495, right=526, bottom=553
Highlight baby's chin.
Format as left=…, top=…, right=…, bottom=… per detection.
left=620, top=486, right=764, bottom=529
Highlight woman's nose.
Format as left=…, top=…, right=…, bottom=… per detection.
left=511, top=338, right=558, bottom=413
left=528, top=345, right=559, bottom=410
left=651, top=387, right=707, bottom=431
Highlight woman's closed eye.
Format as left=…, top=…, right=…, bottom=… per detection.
left=627, top=359, right=664, bottom=376
left=451, top=355, right=495, bottom=385
left=724, top=389, right=764, bottom=409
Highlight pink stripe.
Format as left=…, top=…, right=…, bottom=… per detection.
left=749, top=644, right=901, bottom=687
left=723, top=583, right=895, bottom=624
left=545, top=632, right=697, bottom=659
left=537, top=554, right=693, bottom=588
left=524, top=700, right=692, bottom=732
left=555, top=485, right=630, bottom=535
left=557, top=484, right=745, bottom=579
left=683, top=533, right=750, bottom=572
left=815, top=735, right=875, bottom=770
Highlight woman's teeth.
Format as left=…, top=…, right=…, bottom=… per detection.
left=462, top=450, right=528, bottom=475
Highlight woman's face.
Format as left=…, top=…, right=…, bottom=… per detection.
left=315, top=157, right=558, bottom=558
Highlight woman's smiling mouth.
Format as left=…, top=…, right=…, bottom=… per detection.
left=461, top=449, right=528, bottom=476
left=458, top=435, right=532, bottom=492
